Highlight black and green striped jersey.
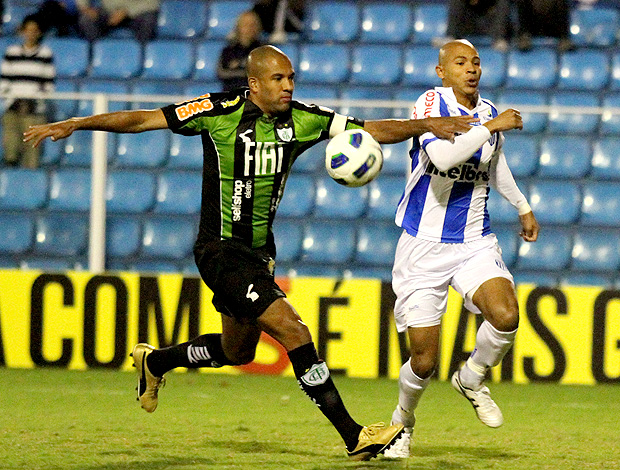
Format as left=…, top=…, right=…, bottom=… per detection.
left=161, top=88, right=363, bottom=257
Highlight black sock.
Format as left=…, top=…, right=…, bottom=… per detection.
left=146, top=334, right=234, bottom=376
left=288, top=343, right=363, bottom=450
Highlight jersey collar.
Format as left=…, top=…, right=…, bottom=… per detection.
left=434, top=86, right=491, bottom=114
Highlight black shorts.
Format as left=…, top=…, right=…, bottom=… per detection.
left=194, top=239, right=286, bottom=322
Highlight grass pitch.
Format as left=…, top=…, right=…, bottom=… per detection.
left=0, top=368, right=618, bottom=470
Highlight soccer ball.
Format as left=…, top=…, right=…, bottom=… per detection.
left=325, top=129, right=383, bottom=187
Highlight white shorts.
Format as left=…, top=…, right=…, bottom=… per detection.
left=392, top=231, right=514, bottom=332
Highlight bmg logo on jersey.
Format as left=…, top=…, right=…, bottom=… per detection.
left=426, top=161, right=490, bottom=182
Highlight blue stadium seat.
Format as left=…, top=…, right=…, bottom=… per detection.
left=381, top=140, right=412, bottom=175
left=497, top=90, right=548, bottom=134
left=356, top=222, right=401, bottom=266
left=581, top=182, right=620, bottom=226
left=0, top=213, right=34, bottom=255
left=292, top=140, right=326, bottom=174
left=571, top=229, right=620, bottom=272
left=142, top=40, right=194, bottom=80
left=130, top=260, right=180, bottom=273
left=345, top=266, right=392, bottom=281
left=502, top=135, right=539, bottom=178
left=360, top=4, right=412, bottom=43
left=272, top=219, right=304, bottom=263
left=301, top=220, right=356, bottom=264
left=50, top=79, right=78, bottom=121
left=20, top=257, right=75, bottom=272
left=477, top=47, right=506, bottom=89
left=528, top=180, right=581, bottom=225
left=106, top=170, right=156, bottom=213
left=106, top=216, right=142, bottom=258
left=611, top=53, right=620, bottom=90
left=412, top=4, right=447, bottom=44
left=402, top=46, right=439, bottom=87
left=154, top=171, right=202, bottom=214
left=512, top=270, right=559, bottom=287
left=62, top=132, right=93, bottom=166
left=294, top=85, right=339, bottom=103
left=34, top=214, right=89, bottom=257
left=278, top=43, right=299, bottom=67
left=340, top=86, right=393, bottom=121
left=207, top=1, right=253, bottom=39
left=115, top=131, right=169, bottom=167
left=600, top=93, right=620, bottom=135
left=278, top=174, right=315, bottom=217
left=298, top=44, right=350, bottom=84
left=185, top=82, right=221, bottom=98
left=158, top=0, right=208, bottom=38
left=131, top=81, right=183, bottom=109
left=491, top=228, right=518, bottom=268
left=591, top=137, right=620, bottom=179
left=168, top=134, right=204, bottom=169
left=557, top=50, right=610, bottom=90
left=516, top=228, right=572, bottom=271
left=538, top=136, right=591, bottom=178
left=487, top=189, right=524, bottom=225
left=141, top=216, right=196, bottom=259
left=547, top=92, right=600, bottom=134
left=350, top=45, right=402, bottom=86
left=0, top=169, right=48, bottom=210
left=90, top=39, right=142, bottom=79
left=194, top=40, right=226, bottom=81
left=46, top=38, right=89, bottom=78
left=393, top=88, right=426, bottom=119
left=78, top=80, right=130, bottom=116
left=367, top=176, right=403, bottom=220
left=570, top=7, right=619, bottom=47
left=306, top=1, right=360, bottom=42
left=2, top=4, right=30, bottom=35
left=48, top=168, right=91, bottom=211
left=314, top=176, right=368, bottom=219
left=505, top=48, right=558, bottom=89
left=560, top=272, right=615, bottom=287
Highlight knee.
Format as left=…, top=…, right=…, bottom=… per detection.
left=488, top=303, right=519, bottom=332
left=226, top=348, right=256, bottom=366
left=409, top=353, right=438, bottom=379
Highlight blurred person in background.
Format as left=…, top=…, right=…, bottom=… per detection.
left=252, top=0, right=305, bottom=43
left=515, top=0, right=575, bottom=51
left=218, top=11, right=264, bottom=91
left=32, top=1, right=82, bottom=37
left=1, top=15, right=55, bottom=168
left=77, top=0, right=160, bottom=42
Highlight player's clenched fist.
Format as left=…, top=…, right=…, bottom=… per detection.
left=484, top=108, right=523, bottom=133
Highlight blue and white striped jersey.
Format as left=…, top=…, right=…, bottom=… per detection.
left=395, top=87, right=503, bottom=243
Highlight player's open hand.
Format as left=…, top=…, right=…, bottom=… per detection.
left=427, top=115, right=478, bottom=141
left=23, top=119, right=76, bottom=148
left=485, top=108, right=523, bottom=133
left=519, top=211, right=539, bottom=242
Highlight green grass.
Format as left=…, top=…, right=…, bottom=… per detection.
left=0, top=368, right=618, bottom=470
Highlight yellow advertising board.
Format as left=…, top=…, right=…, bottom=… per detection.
left=0, top=269, right=618, bottom=384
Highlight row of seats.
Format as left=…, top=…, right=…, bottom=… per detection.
left=5, top=1, right=619, bottom=47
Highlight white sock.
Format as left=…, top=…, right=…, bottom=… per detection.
left=392, top=360, right=430, bottom=428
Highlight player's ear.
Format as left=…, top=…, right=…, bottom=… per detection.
left=248, top=77, right=259, bottom=93
left=435, top=65, right=444, bottom=79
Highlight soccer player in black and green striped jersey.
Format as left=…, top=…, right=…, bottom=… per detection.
left=24, top=45, right=475, bottom=460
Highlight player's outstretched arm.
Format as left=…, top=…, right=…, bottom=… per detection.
left=519, top=211, right=539, bottom=242
left=364, top=115, right=477, bottom=144
left=23, top=109, right=169, bottom=148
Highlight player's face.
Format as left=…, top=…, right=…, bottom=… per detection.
left=250, top=55, right=295, bottom=117
left=436, top=44, right=481, bottom=107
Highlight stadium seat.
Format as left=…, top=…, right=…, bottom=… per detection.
left=412, top=4, right=447, bottom=44
left=477, top=47, right=506, bottom=89
left=360, top=4, right=412, bottom=43
left=115, top=131, right=169, bottom=168
left=62, top=132, right=93, bottom=166
left=402, top=46, right=440, bottom=87
left=491, top=227, right=518, bottom=268
left=142, top=40, right=194, bottom=80
left=158, top=0, right=208, bottom=38
left=557, top=50, right=610, bottom=91
left=294, top=85, right=339, bottom=103
left=48, top=168, right=91, bottom=211
left=0, top=169, right=48, bottom=210
left=505, top=48, right=558, bottom=89
left=41, top=139, right=63, bottom=166
left=314, top=176, right=368, bottom=219
left=0, top=213, right=34, bottom=255
left=20, top=257, right=76, bottom=272
left=516, top=227, right=572, bottom=271
left=34, top=214, right=89, bottom=257
left=502, top=134, right=539, bottom=178
left=131, top=81, right=183, bottom=109
left=538, top=136, right=591, bottom=178
left=50, top=79, right=78, bottom=121
left=78, top=81, right=130, bottom=116
left=130, top=260, right=180, bottom=273
left=306, top=1, right=360, bottom=42
left=581, top=182, right=620, bottom=226
left=207, top=0, right=253, bottom=39
left=340, top=86, right=393, bottom=121
left=560, top=272, right=615, bottom=287
left=591, top=137, right=620, bottom=180
left=2, top=4, right=30, bottom=35
left=301, top=220, right=356, bottom=264
left=611, top=53, right=620, bottom=91
left=194, top=40, right=226, bottom=81
left=141, top=216, right=196, bottom=259
left=356, top=222, right=401, bottom=266
left=46, top=38, right=89, bottom=78
left=154, top=171, right=202, bottom=214
left=512, top=270, right=559, bottom=287
left=278, top=43, right=299, bottom=68
left=350, top=45, right=402, bottom=86
left=497, top=90, right=548, bottom=134
left=393, top=88, right=427, bottom=119
left=292, top=140, right=326, bottom=174
left=278, top=174, right=315, bottom=217
left=487, top=189, right=526, bottom=225
left=272, top=219, right=304, bottom=263
left=106, top=170, right=156, bottom=213
left=90, top=39, right=142, bottom=79
left=547, top=92, right=600, bottom=134
left=382, top=140, right=412, bottom=175
left=570, top=7, right=619, bottom=47
left=345, top=266, right=392, bottom=280
left=298, top=44, right=350, bottom=84
left=185, top=81, right=221, bottom=98
left=571, top=229, right=620, bottom=272
left=367, top=176, right=402, bottom=220
left=168, top=134, right=204, bottom=170
left=528, top=180, right=581, bottom=225
left=106, top=216, right=142, bottom=259
left=600, top=93, right=620, bottom=135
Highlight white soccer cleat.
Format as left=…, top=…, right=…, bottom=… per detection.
left=451, top=370, right=503, bottom=428
left=383, top=427, right=412, bottom=459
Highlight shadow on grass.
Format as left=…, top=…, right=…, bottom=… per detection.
left=415, top=445, right=521, bottom=460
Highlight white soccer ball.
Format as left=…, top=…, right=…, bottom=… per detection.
left=325, top=129, right=383, bottom=187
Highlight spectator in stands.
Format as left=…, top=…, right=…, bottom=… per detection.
left=32, top=1, right=82, bottom=37
left=252, top=0, right=305, bottom=43
left=218, top=11, right=264, bottom=91
left=1, top=15, right=55, bottom=168
left=77, top=0, right=160, bottom=43
left=515, top=0, right=575, bottom=52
